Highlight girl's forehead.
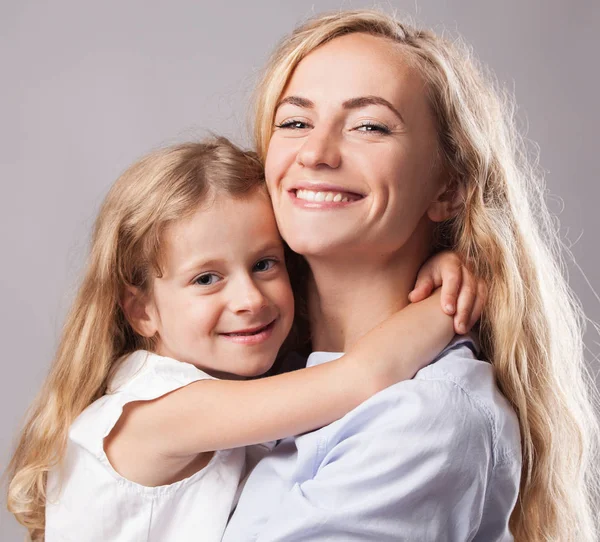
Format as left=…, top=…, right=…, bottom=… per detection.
left=159, top=191, right=279, bottom=272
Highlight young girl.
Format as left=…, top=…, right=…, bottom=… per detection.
left=7, top=137, right=484, bottom=541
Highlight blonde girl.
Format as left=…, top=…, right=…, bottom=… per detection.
left=224, top=9, right=600, bottom=542
left=7, top=137, right=482, bottom=541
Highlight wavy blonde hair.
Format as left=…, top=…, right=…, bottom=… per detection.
left=253, top=9, right=600, bottom=541
left=6, top=138, right=265, bottom=540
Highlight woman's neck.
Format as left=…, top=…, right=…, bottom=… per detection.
left=306, top=247, right=427, bottom=352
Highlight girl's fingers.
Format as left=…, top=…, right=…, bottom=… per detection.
left=408, top=276, right=435, bottom=303
left=454, top=267, right=477, bottom=334
left=467, top=281, right=488, bottom=330
left=439, top=265, right=462, bottom=315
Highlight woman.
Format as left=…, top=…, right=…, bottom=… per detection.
left=224, top=9, right=599, bottom=542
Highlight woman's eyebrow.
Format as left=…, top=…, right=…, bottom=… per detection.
left=276, top=95, right=314, bottom=110
left=276, top=95, right=404, bottom=123
left=342, top=96, right=404, bottom=123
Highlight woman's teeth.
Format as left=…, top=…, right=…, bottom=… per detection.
left=295, top=189, right=354, bottom=202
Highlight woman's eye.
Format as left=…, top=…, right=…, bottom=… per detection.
left=253, top=258, right=277, bottom=273
left=194, top=273, right=221, bottom=286
left=355, top=122, right=391, bottom=134
left=275, top=119, right=310, bottom=130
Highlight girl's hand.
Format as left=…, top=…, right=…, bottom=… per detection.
left=408, top=251, right=487, bottom=335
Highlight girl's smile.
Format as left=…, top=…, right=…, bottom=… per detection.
left=218, top=318, right=278, bottom=345
left=140, top=189, right=295, bottom=379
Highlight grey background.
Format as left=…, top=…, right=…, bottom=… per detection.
left=1, top=0, right=599, bottom=538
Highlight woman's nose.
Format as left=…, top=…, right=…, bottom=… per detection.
left=296, top=127, right=341, bottom=169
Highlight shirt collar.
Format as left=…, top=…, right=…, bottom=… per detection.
left=306, top=333, right=479, bottom=369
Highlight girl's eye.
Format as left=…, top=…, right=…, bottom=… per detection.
left=194, top=273, right=221, bottom=286
left=275, top=119, right=310, bottom=130
left=253, top=258, right=277, bottom=273
left=355, top=122, right=391, bottom=134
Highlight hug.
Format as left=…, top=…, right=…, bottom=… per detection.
left=7, top=9, right=598, bottom=542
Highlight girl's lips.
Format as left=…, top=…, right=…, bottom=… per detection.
left=219, top=320, right=276, bottom=345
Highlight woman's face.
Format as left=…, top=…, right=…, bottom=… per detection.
left=265, top=33, right=450, bottom=260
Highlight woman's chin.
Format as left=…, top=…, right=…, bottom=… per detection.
left=285, top=235, right=357, bottom=262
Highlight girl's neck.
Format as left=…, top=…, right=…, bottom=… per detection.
left=306, top=246, right=427, bottom=352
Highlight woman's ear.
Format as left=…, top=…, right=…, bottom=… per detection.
left=427, top=178, right=465, bottom=223
left=120, top=286, right=158, bottom=338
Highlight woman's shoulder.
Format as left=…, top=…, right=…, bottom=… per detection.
left=416, top=334, right=496, bottom=398
left=332, top=335, right=521, bottom=467
left=413, top=335, right=522, bottom=465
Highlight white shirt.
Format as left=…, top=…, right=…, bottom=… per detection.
left=45, top=350, right=246, bottom=542
left=224, top=336, right=522, bottom=541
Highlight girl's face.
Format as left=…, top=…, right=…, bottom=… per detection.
left=265, top=33, right=450, bottom=260
left=142, top=190, right=294, bottom=379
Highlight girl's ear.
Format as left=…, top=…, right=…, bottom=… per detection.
left=427, top=178, right=465, bottom=223
left=121, top=286, right=158, bottom=338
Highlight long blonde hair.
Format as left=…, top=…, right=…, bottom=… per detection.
left=6, top=138, right=265, bottom=540
left=253, top=10, right=600, bottom=541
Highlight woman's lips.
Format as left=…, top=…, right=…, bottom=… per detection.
left=289, top=188, right=364, bottom=208
left=219, top=320, right=276, bottom=345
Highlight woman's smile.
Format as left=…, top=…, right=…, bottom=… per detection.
left=290, top=184, right=365, bottom=208
left=265, top=33, right=446, bottom=260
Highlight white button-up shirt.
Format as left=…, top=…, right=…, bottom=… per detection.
left=224, top=336, right=522, bottom=541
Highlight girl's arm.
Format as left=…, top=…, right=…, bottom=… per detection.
left=107, top=291, right=456, bottom=463
left=106, top=258, right=485, bottom=486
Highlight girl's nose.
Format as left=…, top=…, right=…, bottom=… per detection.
left=229, top=276, right=268, bottom=314
left=296, top=127, right=341, bottom=169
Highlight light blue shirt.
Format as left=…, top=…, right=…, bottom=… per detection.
left=224, top=336, right=522, bottom=541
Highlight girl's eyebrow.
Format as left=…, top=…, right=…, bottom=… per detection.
left=276, top=95, right=404, bottom=123
left=178, top=242, right=284, bottom=276
left=179, top=258, right=223, bottom=276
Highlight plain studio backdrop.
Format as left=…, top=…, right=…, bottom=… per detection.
left=1, top=0, right=599, bottom=538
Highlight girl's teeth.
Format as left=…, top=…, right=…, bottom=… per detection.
left=296, top=189, right=355, bottom=203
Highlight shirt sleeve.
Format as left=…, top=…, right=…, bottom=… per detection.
left=255, top=378, right=495, bottom=542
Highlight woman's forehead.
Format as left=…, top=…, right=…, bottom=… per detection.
left=280, top=33, right=430, bottom=121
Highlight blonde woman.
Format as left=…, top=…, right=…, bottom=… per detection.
left=225, top=9, right=600, bottom=542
